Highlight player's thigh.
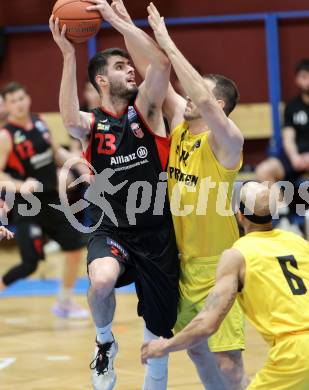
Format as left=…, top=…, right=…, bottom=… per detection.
left=41, top=206, right=85, bottom=252
left=208, top=298, right=245, bottom=352
left=87, top=230, right=133, bottom=289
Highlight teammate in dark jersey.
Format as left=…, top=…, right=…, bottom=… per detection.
left=50, top=3, right=179, bottom=389
left=0, top=82, right=88, bottom=319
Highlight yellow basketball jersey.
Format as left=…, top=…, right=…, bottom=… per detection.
left=233, top=229, right=309, bottom=346
left=168, top=122, right=241, bottom=261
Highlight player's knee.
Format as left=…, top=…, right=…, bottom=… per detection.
left=21, top=261, right=38, bottom=278
left=215, top=351, right=245, bottom=387
left=145, top=355, right=168, bottom=380
left=187, top=343, right=208, bottom=363
left=89, top=272, right=117, bottom=296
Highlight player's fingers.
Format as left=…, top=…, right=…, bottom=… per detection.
left=61, top=24, right=67, bottom=37
left=147, top=15, right=156, bottom=30
left=49, top=15, right=56, bottom=33
left=54, top=17, right=61, bottom=34
left=147, top=5, right=156, bottom=21
left=86, top=5, right=100, bottom=11
left=149, top=2, right=161, bottom=19
left=82, top=0, right=101, bottom=3
left=49, top=14, right=54, bottom=27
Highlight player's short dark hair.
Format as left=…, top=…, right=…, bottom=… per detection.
left=205, top=74, right=239, bottom=116
left=1, top=81, right=27, bottom=99
left=295, top=59, right=309, bottom=74
left=88, top=48, right=130, bottom=94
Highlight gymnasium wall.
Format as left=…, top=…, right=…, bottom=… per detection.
left=0, top=0, right=308, bottom=112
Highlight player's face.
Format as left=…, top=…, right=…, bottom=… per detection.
left=183, top=79, right=218, bottom=122
left=4, top=89, right=31, bottom=120
left=295, top=70, right=309, bottom=94
left=183, top=96, right=202, bottom=121
left=106, top=55, right=138, bottom=99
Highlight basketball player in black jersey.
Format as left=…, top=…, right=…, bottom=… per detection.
left=50, top=4, right=179, bottom=390
left=0, top=82, right=88, bottom=319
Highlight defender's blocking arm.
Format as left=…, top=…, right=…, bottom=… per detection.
left=147, top=3, right=243, bottom=155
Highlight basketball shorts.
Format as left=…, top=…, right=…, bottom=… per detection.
left=14, top=191, right=85, bottom=261
left=249, top=334, right=309, bottom=390
left=174, top=255, right=245, bottom=352
left=87, top=221, right=180, bottom=338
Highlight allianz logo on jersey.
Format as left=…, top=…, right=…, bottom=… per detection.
left=110, top=146, right=148, bottom=166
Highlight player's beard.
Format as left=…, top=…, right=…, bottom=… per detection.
left=109, top=79, right=138, bottom=101
left=183, top=111, right=202, bottom=121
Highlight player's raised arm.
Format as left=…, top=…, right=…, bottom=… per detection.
left=84, top=0, right=172, bottom=135
left=141, top=249, right=244, bottom=361
left=110, top=0, right=186, bottom=130
left=147, top=3, right=243, bottom=158
left=49, top=16, right=93, bottom=141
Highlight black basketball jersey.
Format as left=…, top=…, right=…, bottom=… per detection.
left=85, top=101, right=171, bottom=229
left=4, top=114, right=58, bottom=192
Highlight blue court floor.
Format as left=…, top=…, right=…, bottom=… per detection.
left=1, top=278, right=135, bottom=297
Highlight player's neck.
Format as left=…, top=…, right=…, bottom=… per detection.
left=187, top=118, right=207, bottom=134
left=0, top=118, right=7, bottom=129
left=100, top=95, right=128, bottom=118
left=245, top=223, right=273, bottom=234
left=301, top=92, right=309, bottom=105
left=8, top=113, right=32, bottom=128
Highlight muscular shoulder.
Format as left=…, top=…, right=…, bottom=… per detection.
left=0, top=129, right=12, bottom=148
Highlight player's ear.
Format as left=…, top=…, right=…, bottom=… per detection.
left=236, top=210, right=244, bottom=225
left=27, top=94, right=32, bottom=107
left=95, top=74, right=108, bottom=89
left=217, top=99, right=225, bottom=111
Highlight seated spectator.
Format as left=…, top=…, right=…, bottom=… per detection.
left=0, top=93, right=8, bottom=128
left=256, top=59, right=309, bottom=184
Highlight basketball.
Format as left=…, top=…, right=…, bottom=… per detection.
left=53, top=0, right=103, bottom=43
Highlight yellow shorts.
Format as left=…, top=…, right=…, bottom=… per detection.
left=249, top=334, right=309, bottom=390
left=174, top=256, right=245, bottom=353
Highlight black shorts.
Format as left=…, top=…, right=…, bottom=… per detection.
left=14, top=191, right=84, bottom=263
left=87, top=222, right=180, bottom=338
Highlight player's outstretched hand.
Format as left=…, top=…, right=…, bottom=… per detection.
left=111, top=0, right=133, bottom=24
left=0, top=226, right=14, bottom=242
left=83, top=0, right=116, bottom=23
left=49, top=15, right=75, bottom=56
left=141, top=337, right=169, bottom=364
left=147, top=2, right=171, bottom=51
